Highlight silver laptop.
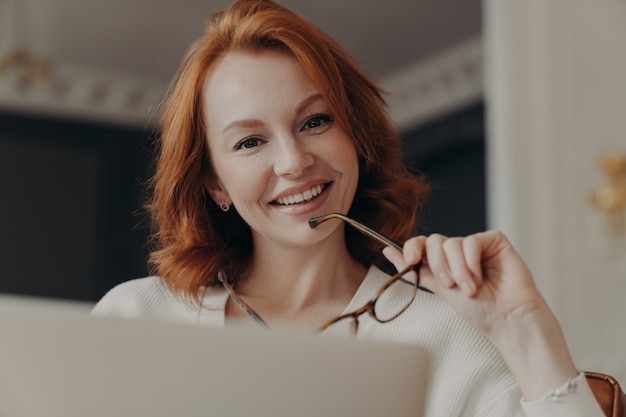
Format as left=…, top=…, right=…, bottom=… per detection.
left=0, top=294, right=428, bottom=417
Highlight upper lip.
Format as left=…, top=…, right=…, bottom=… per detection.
left=270, top=181, right=331, bottom=203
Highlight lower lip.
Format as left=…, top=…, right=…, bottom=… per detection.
left=270, top=184, right=331, bottom=215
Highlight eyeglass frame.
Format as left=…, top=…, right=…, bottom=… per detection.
left=217, top=212, right=423, bottom=336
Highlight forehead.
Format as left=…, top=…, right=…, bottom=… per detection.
left=202, top=49, right=322, bottom=132
left=204, top=49, right=316, bottom=103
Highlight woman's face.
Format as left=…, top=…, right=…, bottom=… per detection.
left=203, top=49, right=359, bottom=248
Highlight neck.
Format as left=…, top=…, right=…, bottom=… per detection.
left=229, top=231, right=367, bottom=328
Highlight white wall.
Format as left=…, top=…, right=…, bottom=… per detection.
left=484, top=0, right=626, bottom=382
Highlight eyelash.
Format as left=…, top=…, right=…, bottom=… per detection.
left=233, top=113, right=334, bottom=151
left=301, top=113, right=333, bottom=131
left=234, top=137, right=264, bottom=151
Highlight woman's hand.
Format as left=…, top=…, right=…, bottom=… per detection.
left=383, top=230, right=543, bottom=337
left=383, top=230, right=580, bottom=401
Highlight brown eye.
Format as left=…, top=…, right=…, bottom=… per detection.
left=302, top=114, right=333, bottom=131
left=235, top=137, right=264, bottom=150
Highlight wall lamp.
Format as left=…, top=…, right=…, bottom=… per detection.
left=592, top=153, right=626, bottom=238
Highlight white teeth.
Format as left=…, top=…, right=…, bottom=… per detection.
left=275, top=184, right=325, bottom=206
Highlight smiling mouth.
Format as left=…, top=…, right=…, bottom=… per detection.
left=272, top=183, right=328, bottom=206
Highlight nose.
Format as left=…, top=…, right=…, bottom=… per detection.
left=273, top=137, right=315, bottom=177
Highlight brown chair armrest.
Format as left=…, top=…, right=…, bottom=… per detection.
left=585, top=371, right=626, bottom=417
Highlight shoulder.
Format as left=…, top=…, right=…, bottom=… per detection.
left=91, top=276, right=198, bottom=322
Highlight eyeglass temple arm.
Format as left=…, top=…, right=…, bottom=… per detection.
left=309, top=213, right=429, bottom=292
left=218, top=272, right=269, bottom=328
left=308, top=213, right=403, bottom=251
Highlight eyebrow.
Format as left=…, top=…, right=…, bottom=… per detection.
left=221, top=93, right=325, bottom=134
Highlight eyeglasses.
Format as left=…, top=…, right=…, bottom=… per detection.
left=217, top=212, right=422, bottom=337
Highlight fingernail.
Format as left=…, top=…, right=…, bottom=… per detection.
left=460, top=282, right=474, bottom=296
left=438, top=271, right=452, bottom=287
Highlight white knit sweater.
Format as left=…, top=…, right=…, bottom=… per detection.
left=92, top=266, right=603, bottom=417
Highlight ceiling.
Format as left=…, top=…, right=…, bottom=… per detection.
left=0, top=0, right=482, bottom=128
left=1, top=0, right=481, bottom=82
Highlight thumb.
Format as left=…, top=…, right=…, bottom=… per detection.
left=383, top=237, right=438, bottom=295
left=381, top=245, right=409, bottom=272
left=381, top=235, right=426, bottom=274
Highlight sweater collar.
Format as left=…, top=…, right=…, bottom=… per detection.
left=197, top=265, right=389, bottom=330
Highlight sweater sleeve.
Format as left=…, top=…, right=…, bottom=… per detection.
left=90, top=276, right=193, bottom=322
left=520, top=372, right=605, bottom=417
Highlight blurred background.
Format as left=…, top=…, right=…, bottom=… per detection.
left=0, top=0, right=485, bottom=301
left=0, top=0, right=624, bottom=382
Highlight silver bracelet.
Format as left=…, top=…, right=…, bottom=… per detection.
left=548, top=376, right=578, bottom=402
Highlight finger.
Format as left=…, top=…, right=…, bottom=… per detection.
left=381, top=244, right=408, bottom=272
left=442, top=237, right=477, bottom=297
left=396, top=237, right=442, bottom=295
left=415, top=261, right=437, bottom=294
left=424, top=234, right=455, bottom=288
left=402, top=235, right=426, bottom=265
left=462, top=234, right=484, bottom=287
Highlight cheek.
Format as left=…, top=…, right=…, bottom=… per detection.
left=334, top=139, right=360, bottom=177
left=214, top=160, right=267, bottom=202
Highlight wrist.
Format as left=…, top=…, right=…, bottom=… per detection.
left=487, top=298, right=578, bottom=400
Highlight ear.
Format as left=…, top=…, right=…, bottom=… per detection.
left=205, top=176, right=231, bottom=207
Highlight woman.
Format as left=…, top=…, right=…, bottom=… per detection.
left=93, top=1, right=604, bottom=415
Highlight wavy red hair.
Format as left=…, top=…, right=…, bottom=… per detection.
left=148, top=0, right=430, bottom=304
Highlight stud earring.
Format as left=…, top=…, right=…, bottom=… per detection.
left=219, top=200, right=231, bottom=212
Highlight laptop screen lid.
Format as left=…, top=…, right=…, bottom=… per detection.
left=0, top=294, right=429, bottom=417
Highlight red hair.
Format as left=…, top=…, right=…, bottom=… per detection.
left=148, top=0, right=429, bottom=303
